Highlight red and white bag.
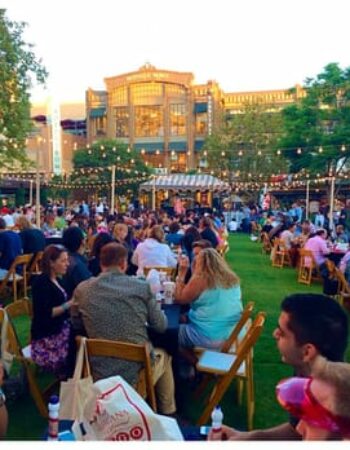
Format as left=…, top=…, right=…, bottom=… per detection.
left=72, top=375, right=183, bottom=441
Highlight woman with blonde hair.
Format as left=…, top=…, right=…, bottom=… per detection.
left=175, top=247, right=242, bottom=350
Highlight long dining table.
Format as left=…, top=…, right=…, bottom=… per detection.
left=148, top=303, right=181, bottom=357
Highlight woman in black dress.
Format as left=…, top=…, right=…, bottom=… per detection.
left=31, top=245, right=74, bottom=378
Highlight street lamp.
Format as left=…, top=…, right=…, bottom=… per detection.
left=35, top=136, right=42, bottom=227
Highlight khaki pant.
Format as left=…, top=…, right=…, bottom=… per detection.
left=152, top=348, right=176, bottom=414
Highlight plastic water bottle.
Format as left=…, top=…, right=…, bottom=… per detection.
left=210, top=405, right=223, bottom=440
left=48, top=395, right=60, bottom=440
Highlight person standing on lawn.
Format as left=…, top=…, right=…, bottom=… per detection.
left=208, top=293, right=348, bottom=441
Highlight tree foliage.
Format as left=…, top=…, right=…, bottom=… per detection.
left=278, top=63, right=350, bottom=176
left=0, top=9, right=48, bottom=168
left=70, top=139, right=151, bottom=195
left=203, top=101, right=287, bottom=180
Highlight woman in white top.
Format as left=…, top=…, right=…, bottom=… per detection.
left=132, top=225, right=177, bottom=276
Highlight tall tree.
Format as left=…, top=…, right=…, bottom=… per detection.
left=278, top=63, right=350, bottom=177
left=0, top=9, right=47, bottom=168
left=203, top=101, right=287, bottom=181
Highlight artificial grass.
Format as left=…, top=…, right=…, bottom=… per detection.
left=5, top=233, right=350, bottom=439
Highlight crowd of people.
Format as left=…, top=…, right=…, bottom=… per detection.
left=0, top=198, right=349, bottom=441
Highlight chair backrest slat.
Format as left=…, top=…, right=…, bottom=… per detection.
left=221, top=301, right=254, bottom=353
left=78, top=337, right=157, bottom=412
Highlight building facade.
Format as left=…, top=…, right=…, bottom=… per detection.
left=86, top=63, right=306, bottom=171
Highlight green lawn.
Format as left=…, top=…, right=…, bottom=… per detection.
left=5, top=233, right=350, bottom=439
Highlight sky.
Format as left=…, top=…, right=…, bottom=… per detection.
left=2, top=0, right=350, bottom=105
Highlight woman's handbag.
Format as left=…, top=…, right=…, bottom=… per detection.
left=59, top=337, right=93, bottom=420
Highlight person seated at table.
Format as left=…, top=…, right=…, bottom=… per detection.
left=165, top=222, right=184, bottom=247
left=88, top=232, right=113, bottom=276
left=31, top=245, right=75, bottom=379
left=53, top=208, right=67, bottom=231
left=276, top=357, right=350, bottom=440
left=16, top=215, right=46, bottom=258
left=181, top=226, right=201, bottom=262
left=280, top=222, right=299, bottom=267
left=298, top=220, right=315, bottom=247
left=0, top=217, right=22, bottom=279
left=131, top=225, right=177, bottom=276
left=334, top=224, right=349, bottom=244
left=304, top=229, right=330, bottom=269
left=61, top=226, right=92, bottom=299
left=268, top=214, right=288, bottom=243
left=199, top=217, right=219, bottom=249
left=73, top=243, right=177, bottom=415
left=174, top=248, right=242, bottom=352
left=113, top=222, right=137, bottom=275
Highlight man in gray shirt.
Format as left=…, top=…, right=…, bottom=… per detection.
left=73, top=242, right=176, bottom=415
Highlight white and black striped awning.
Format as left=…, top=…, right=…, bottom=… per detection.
left=139, top=174, right=230, bottom=193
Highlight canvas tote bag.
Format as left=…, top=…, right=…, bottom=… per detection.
left=59, top=337, right=93, bottom=420
left=72, top=375, right=183, bottom=441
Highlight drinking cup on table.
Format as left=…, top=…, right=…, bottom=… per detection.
left=163, top=281, right=175, bottom=304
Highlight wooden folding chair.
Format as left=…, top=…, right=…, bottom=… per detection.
left=271, top=238, right=285, bottom=268
left=0, top=253, right=33, bottom=302
left=143, top=266, right=176, bottom=281
left=27, top=251, right=43, bottom=282
left=297, top=249, right=318, bottom=285
left=194, top=302, right=255, bottom=423
left=195, top=312, right=266, bottom=428
left=5, top=299, right=58, bottom=418
left=333, top=268, right=350, bottom=308
left=261, top=232, right=272, bottom=254
left=79, top=337, right=157, bottom=412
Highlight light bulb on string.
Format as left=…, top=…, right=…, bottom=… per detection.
left=341, top=145, right=346, bottom=152
left=277, top=149, right=281, bottom=155
left=297, top=148, right=302, bottom=155
left=318, top=146, right=323, bottom=153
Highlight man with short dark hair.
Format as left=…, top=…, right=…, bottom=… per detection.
left=73, top=242, right=176, bottom=415
left=209, top=293, right=349, bottom=440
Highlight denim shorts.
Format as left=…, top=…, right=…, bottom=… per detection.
left=178, top=323, right=224, bottom=349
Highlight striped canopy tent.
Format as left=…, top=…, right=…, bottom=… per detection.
left=139, top=174, right=231, bottom=193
